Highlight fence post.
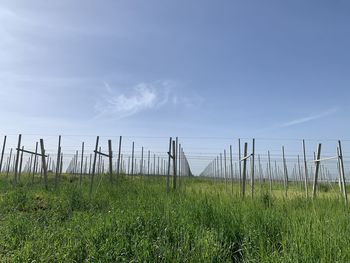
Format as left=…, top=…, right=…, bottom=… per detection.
left=0, top=135, right=7, bottom=173
left=80, top=142, right=84, bottom=185
left=312, top=143, right=322, bottom=198
left=14, top=134, right=22, bottom=186
left=117, top=136, right=122, bottom=177
left=302, top=140, right=309, bottom=198
left=337, top=140, right=347, bottom=204
left=40, top=139, right=48, bottom=190
left=89, top=136, right=99, bottom=199
left=108, top=139, right=113, bottom=183
left=166, top=138, right=172, bottom=193
left=172, top=140, right=177, bottom=190
left=242, top=142, right=248, bottom=198
left=251, top=138, right=255, bottom=198
left=230, top=145, right=234, bottom=193
left=55, top=136, right=61, bottom=188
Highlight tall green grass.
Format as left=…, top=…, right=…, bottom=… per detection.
left=0, top=174, right=349, bottom=262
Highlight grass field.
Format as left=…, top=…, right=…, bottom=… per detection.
left=0, top=174, right=349, bottom=262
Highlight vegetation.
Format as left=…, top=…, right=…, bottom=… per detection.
left=0, top=175, right=349, bottom=262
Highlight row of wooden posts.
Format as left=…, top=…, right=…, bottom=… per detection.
left=0, top=134, right=192, bottom=198
left=200, top=138, right=348, bottom=204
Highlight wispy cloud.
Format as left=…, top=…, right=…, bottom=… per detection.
left=94, top=81, right=204, bottom=119
left=281, top=107, right=339, bottom=127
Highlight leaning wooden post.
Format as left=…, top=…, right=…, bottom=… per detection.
left=14, top=134, right=22, bottom=186
left=40, top=139, right=48, bottom=190
left=338, top=140, right=347, bottom=204
left=55, top=135, right=61, bottom=188
left=166, top=137, right=172, bottom=193
left=80, top=142, right=84, bottom=185
left=89, top=136, right=99, bottom=199
left=312, top=143, right=322, bottom=198
left=172, top=140, right=177, bottom=190
left=108, top=139, right=113, bottom=183
left=242, top=142, right=248, bottom=198
left=302, top=140, right=309, bottom=198
left=0, top=135, right=7, bottom=173
left=251, top=138, right=255, bottom=199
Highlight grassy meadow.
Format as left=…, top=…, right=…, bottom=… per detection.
left=0, top=174, right=349, bottom=262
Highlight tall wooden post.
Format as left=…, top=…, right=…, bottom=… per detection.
left=337, top=141, right=347, bottom=204
left=108, top=139, right=113, bottom=183
left=167, top=137, right=173, bottom=193
left=230, top=145, right=234, bottom=193
left=312, top=143, right=322, bottom=198
left=242, top=142, right=248, bottom=198
left=302, top=140, right=309, bottom=198
left=14, top=134, right=22, bottom=186
left=40, top=139, right=48, bottom=190
left=55, top=135, right=61, bottom=188
left=172, top=140, right=177, bottom=190
left=19, top=146, right=24, bottom=180
left=268, top=150, right=272, bottom=193
left=117, top=136, right=122, bottom=177
left=80, top=142, right=84, bottom=185
left=131, top=142, right=135, bottom=175
left=282, top=146, right=288, bottom=197
left=238, top=139, right=242, bottom=196
left=251, top=138, right=255, bottom=198
left=0, top=135, right=7, bottom=173
left=89, top=136, right=99, bottom=199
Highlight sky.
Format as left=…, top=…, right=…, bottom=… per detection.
left=1, top=1, right=350, bottom=174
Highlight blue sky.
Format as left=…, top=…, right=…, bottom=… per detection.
left=1, top=1, right=350, bottom=174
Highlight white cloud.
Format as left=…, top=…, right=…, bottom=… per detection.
left=281, top=107, right=338, bottom=127
left=94, top=81, right=204, bottom=119
left=95, top=82, right=168, bottom=118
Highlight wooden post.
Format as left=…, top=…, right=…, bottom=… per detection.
left=282, top=146, right=288, bottom=197
left=238, top=139, right=242, bottom=196
left=251, top=138, right=255, bottom=198
left=268, top=150, right=272, bottom=193
left=131, top=142, right=134, bottom=175
left=230, top=145, right=234, bottom=193
left=89, top=136, right=99, bottom=199
left=338, top=141, right=347, bottom=204
left=312, top=143, right=322, bottom=198
left=147, top=150, right=150, bottom=176
left=172, top=140, right=177, bottom=190
left=167, top=137, right=173, bottom=193
left=108, top=139, right=113, bottom=183
left=242, top=142, right=248, bottom=198
left=302, top=140, right=309, bottom=198
left=224, top=149, right=227, bottom=190
left=0, top=135, right=7, bottom=173
left=19, top=146, right=24, bottom=180
left=88, top=153, right=92, bottom=175
left=140, top=146, right=144, bottom=175
left=14, top=134, right=22, bottom=186
left=117, top=136, right=122, bottom=177
left=80, top=142, right=84, bottom=185
left=32, top=142, right=38, bottom=183
left=55, top=135, right=61, bottom=188
left=6, top=149, right=12, bottom=177
left=40, top=139, right=48, bottom=190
